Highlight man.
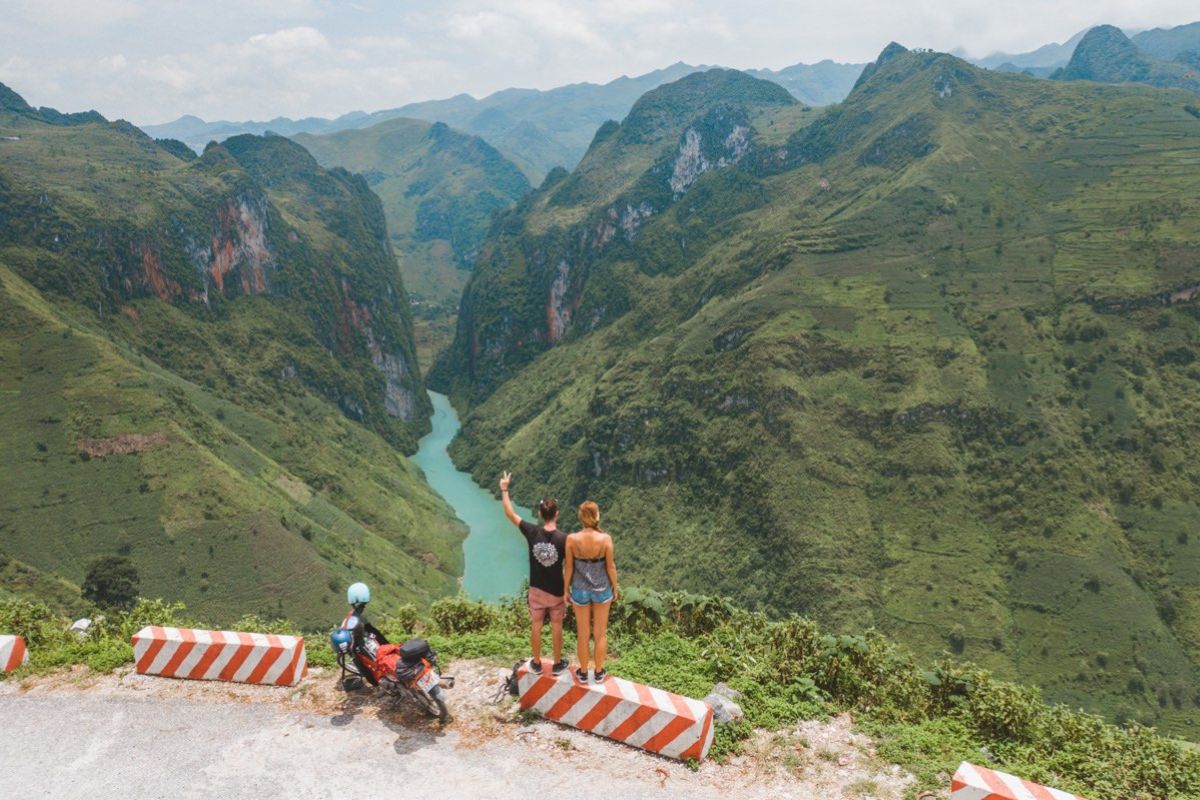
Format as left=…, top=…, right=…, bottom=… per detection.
left=500, top=470, right=569, bottom=675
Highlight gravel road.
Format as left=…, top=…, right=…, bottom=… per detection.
left=0, top=663, right=912, bottom=799
left=2, top=691, right=717, bottom=799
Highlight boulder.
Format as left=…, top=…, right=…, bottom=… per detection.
left=704, top=682, right=745, bottom=724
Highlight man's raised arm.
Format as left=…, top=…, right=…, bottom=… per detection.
left=499, top=471, right=522, bottom=527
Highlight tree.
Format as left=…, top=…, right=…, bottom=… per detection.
left=82, top=555, right=140, bottom=610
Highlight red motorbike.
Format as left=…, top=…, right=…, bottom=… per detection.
left=330, top=611, right=453, bottom=722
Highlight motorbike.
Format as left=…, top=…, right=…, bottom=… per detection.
left=331, top=613, right=453, bottom=722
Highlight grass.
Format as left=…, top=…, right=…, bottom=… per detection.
left=0, top=261, right=463, bottom=628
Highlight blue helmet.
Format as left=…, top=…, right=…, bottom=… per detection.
left=347, top=582, right=370, bottom=605
left=330, top=627, right=352, bottom=653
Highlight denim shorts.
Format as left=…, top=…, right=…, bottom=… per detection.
left=570, top=587, right=614, bottom=606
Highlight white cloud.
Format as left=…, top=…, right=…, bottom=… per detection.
left=247, top=26, right=330, bottom=53
left=0, top=1, right=1198, bottom=124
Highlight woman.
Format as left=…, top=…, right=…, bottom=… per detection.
left=563, top=501, right=618, bottom=683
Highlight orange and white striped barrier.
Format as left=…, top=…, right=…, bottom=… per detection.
left=952, top=761, right=1087, bottom=800
left=516, top=661, right=714, bottom=761
left=131, top=626, right=306, bottom=686
left=1, top=635, right=28, bottom=672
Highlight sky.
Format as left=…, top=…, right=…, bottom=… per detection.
left=1, top=0, right=1197, bottom=125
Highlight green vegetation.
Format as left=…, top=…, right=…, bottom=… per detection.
left=293, top=119, right=530, bottom=306
left=294, top=118, right=531, bottom=369
left=0, top=85, right=463, bottom=625
left=5, top=589, right=1199, bottom=799
left=390, top=62, right=860, bottom=179
left=436, top=54, right=1200, bottom=737
left=81, top=556, right=140, bottom=610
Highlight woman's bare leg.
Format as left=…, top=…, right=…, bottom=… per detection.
left=574, top=604, right=592, bottom=671
left=593, top=600, right=612, bottom=672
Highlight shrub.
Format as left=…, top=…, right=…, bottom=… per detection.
left=81, top=555, right=140, bottom=610
left=0, top=599, right=73, bottom=650
left=376, top=604, right=420, bottom=638
left=430, top=596, right=497, bottom=634
left=113, top=598, right=191, bottom=641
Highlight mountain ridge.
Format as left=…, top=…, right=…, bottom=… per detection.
left=139, top=60, right=865, bottom=179
left=434, top=47, right=1200, bottom=736
left=1054, top=25, right=1200, bottom=94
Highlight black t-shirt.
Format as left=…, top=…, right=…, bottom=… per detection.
left=519, top=520, right=567, bottom=596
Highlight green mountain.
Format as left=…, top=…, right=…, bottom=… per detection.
left=292, top=118, right=531, bottom=366
left=292, top=119, right=530, bottom=289
left=1055, top=25, right=1200, bottom=94
left=435, top=55, right=1200, bottom=736
left=141, top=60, right=865, bottom=182
left=968, top=20, right=1200, bottom=77
left=0, top=85, right=463, bottom=626
left=1132, top=21, right=1200, bottom=61
left=392, top=62, right=862, bottom=179
left=745, top=60, right=867, bottom=106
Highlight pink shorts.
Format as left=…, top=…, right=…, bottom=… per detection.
left=528, top=586, right=567, bottom=624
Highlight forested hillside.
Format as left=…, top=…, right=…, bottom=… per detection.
left=436, top=50, right=1200, bottom=735
left=293, top=118, right=531, bottom=367
left=0, top=85, right=463, bottom=626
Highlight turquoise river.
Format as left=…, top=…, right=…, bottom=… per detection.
left=411, top=391, right=529, bottom=601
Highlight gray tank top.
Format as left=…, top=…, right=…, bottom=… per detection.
left=571, top=537, right=611, bottom=593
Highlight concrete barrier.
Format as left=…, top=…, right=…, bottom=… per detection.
left=132, top=626, right=306, bottom=686
left=0, top=635, right=28, bottom=672
left=516, top=660, right=714, bottom=761
left=952, top=761, right=1087, bottom=800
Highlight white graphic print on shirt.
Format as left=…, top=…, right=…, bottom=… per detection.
left=532, top=541, right=559, bottom=568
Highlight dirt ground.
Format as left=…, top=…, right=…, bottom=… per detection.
left=0, top=658, right=916, bottom=799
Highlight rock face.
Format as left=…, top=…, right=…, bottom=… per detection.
left=194, top=193, right=275, bottom=299
left=668, top=114, right=751, bottom=198
left=0, top=89, right=430, bottom=448
left=432, top=69, right=796, bottom=398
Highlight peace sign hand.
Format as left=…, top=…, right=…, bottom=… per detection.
left=499, top=471, right=512, bottom=492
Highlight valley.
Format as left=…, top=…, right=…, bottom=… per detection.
left=5, top=14, right=1200, bottom=771
left=435, top=47, right=1200, bottom=736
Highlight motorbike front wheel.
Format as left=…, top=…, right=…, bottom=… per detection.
left=407, top=685, right=449, bottom=723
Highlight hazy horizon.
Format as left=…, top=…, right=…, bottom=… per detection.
left=1, top=0, right=1197, bottom=126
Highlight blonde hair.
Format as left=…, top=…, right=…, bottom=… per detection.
left=578, top=501, right=600, bottom=529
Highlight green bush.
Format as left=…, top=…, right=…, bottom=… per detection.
left=375, top=604, right=420, bottom=637
left=305, top=640, right=338, bottom=669
left=430, top=596, right=498, bottom=634
left=426, top=631, right=529, bottom=659
left=228, top=614, right=301, bottom=636
left=0, top=599, right=74, bottom=650
left=81, top=556, right=140, bottom=610
left=112, top=598, right=193, bottom=641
